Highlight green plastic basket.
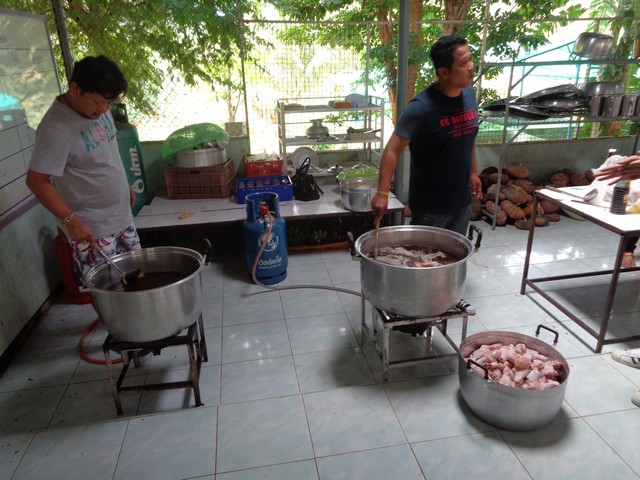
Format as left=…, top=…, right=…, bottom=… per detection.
left=162, top=123, right=230, bottom=159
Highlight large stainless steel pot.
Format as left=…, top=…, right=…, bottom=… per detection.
left=85, top=247, right=204, bottom=342
left=458, top=327, right=570, bottom=431
left=352, top=225, right=481, bottom=317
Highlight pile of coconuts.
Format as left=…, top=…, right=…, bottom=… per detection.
left=471, top=164, right=594, bottom=229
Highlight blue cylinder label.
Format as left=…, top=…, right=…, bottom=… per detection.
left=256, top=232, right=283, bottom=270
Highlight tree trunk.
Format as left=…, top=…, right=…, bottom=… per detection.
left=443, top=0, right=473, bottom=36
left=377, top=0, right=473, bottom=125
left=376, top=0, right=422, bottom=125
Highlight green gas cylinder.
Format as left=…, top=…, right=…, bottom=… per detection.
left=112, top=104, right=149, bottom=215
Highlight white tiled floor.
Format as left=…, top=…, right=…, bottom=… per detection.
left=2, top=217, right=640, bottom=479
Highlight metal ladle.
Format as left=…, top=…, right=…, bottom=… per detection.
left=545, top=186, right=598, bottom=203
left=97, top=249, right=141, bottom=285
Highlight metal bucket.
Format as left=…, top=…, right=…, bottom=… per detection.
left=458, top=327, right=570, bottom=431
left=85, top=247, right=204, bottom=342
left=352, top=225, right=481, bottom=317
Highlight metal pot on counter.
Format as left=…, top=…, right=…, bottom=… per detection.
left=175, top=144, right=227, bottom=167
left=84, top=247, right=205, bottom=342
left=340, top=177, right=378, bottom=212
left=350, top=225, right=481, bottom=317
left=458, top=326, right=570, bottom=431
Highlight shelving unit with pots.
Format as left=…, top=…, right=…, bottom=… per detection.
left=276, top=96, right=385, bottom=175
left=478, top=56, right=640, bottom=229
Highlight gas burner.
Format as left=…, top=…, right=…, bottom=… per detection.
left=359, top=297, right=470, bottom=381
left=102, top=313, right=208, bottom=414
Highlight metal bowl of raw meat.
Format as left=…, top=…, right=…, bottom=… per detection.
left=458, top=326, right=570, bottom=431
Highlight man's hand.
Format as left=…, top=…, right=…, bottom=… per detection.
left=470, top=173, right=482, bottom=199
left=595, top=155, right=640, bottom=184
left=371, top=192, right=389, bottom=224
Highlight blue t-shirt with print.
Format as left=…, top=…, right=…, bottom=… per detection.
left=394, top=84, right=478, bottom=215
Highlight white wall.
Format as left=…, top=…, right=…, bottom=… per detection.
left=0, top=207, right=59, bottom=356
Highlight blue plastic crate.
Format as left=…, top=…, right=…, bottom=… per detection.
left=236, top=175, right=293, bottom=204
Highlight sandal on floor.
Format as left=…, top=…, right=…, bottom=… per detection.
left=622, top=252, right=637, bottom=269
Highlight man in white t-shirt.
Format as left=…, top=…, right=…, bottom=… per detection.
left=26, top=55, right=140, bottom=285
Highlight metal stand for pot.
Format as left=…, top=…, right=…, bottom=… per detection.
left=102, top=313, right=208, bottom=415
left=360, top=295, right=468, bottom=381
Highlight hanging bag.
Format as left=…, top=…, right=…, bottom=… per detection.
left=291, top=157, right=323, bottom=201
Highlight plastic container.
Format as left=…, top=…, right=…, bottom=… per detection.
left=244, top=159, right=284, bottom=177
left=165, top=159, right=235, bottom=199
left=236, top=175, right=293, bottom=204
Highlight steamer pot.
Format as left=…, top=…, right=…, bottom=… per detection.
left=458, top=326, right=570, bottom=431
left=351, top=225, right=481, bottom=317
left=85, top=247, right=205, bottom=342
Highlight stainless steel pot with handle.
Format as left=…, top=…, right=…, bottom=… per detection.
left=458, top=326, right=570, bottom=431
left=350, top=225, right=481, bottom=317
left=85, top=246, right=205, bottom=342
left=340, top=178, right=377, bottom=212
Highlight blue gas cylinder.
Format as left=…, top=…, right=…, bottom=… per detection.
left=243, top=192, right=288, bottom=284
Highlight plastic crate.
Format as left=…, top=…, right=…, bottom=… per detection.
left=236, top=175, right=293, bottom=204
left=165, top=159, right=235, bottom=199
left=244, top=159, right=284, bottom=177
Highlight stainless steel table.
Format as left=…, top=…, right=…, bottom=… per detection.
left=520, top=187, right=640, bottom=352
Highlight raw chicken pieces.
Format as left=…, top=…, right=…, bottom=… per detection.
left=466, top=342, right=563, bottom=390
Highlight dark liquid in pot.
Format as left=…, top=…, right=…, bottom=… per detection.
left=106, top=271, right=189, bottom=292
left=368, top=245, right=460, bottom=267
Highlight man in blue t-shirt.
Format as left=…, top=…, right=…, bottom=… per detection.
left=372, top=34, right=482, bottom=318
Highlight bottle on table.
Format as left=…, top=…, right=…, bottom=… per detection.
left=609, top=179, right=630, bottom=214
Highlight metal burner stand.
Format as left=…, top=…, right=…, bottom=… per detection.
left=102, top=313, right=208, bottom=414
left=360, top=296, right=468, bottom=381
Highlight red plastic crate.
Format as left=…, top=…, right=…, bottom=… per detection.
left=244, top=159, right=284, bottom=177
left=165, top=159, right=235, bottom=199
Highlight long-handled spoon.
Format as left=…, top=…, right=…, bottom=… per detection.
left=97, top=249, right=140, bottom=285
left=374, top=218, right=380, bottom=260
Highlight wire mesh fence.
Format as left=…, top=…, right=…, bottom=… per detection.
left=2, top=2, right=639, bottom=153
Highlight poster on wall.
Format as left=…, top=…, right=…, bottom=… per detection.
left=0, top=9, right=61, bottom=230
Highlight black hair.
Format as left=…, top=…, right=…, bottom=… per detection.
left=69, top=55, right=128, bottom=100
left=430, top=35, right=468, bottom=71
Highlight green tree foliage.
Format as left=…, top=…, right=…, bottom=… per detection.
left=266, top=0, right=586, bottom=119
left=1, top=0, right=262, bottom=118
